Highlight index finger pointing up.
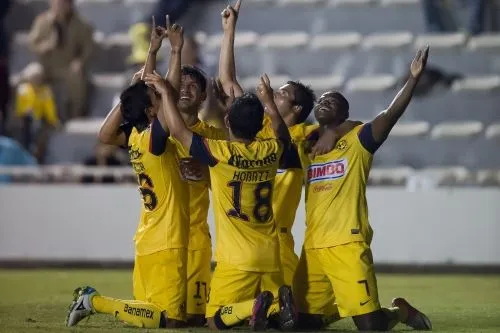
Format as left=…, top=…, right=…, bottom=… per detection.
left=234, top=0, right=242, bottom=12
left=166, top=14, right=171, bottom=28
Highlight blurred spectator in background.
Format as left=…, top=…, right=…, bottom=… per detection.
left=422, top=0, right=486, bottom=35
left=15, top=62, right=59, bottom=164
left=80, top=143, right=124, bottom=184
left=0, top=135, right=37, bottom=183
left=28, top=0, right=94, bottom=122
left=127, top=0, right=196, bottom=65
left=0, top=0, right=12, bottom=135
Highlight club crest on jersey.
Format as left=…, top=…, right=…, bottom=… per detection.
left=128, top=147, right=142, bottom=161
left=307, top=159, right=347, bottom=183
left=336, top=139, right=348, bottom=151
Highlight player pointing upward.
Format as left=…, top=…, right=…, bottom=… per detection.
left=294, top=47, right=433, bottom=331
left=145, top=71, right=297, bottom=331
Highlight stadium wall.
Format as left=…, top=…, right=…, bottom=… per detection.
left=0, top=185, right=499, bottom=268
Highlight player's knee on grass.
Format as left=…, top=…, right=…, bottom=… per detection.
left=297, top=313, right=325, bottom=330
left=159, top=313, right=186, bottom=329
left=187, top=314, right=206, bottom=327
left=352, top=310, right=389, bottom=331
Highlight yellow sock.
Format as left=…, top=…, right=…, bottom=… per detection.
left=92, top=295, right=163, bottom=328
left=382, top=307, right=402, bottom=330
left=218, top=299, right=255, bottom=326
left=267, top=301, right=280, bottom=317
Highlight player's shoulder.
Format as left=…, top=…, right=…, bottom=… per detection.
left=191, top=120, right=226, bottom=140
left=290, top=123, right=319, bottom=142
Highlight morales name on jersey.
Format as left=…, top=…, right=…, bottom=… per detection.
left=307, top=159, right=348, bottom=184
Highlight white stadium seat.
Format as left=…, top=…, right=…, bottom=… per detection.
left=389, top=121, right=430, bottom=137
left=241, top=75, right=291, bottom=91
left=300, top=75, right=345, bottom=92
left=414, top=33, right=467, bottom=50
left=277, top=0, right=325, bottom=6
left=430, top=121, right=484, bottom=139
left=205, top=31, right=259, bottom=50
left=485, top=122, right=500, bottom=139
left=418, top=166, right=471, bottom=185
left=361, top=31, right=414, bottom=50
left=346, top=75, right=397, bottom=92
left=369, top=166, right=415, bottom=185
left=259, top=31, right=309, bottom=49
left=467, top=34, right=500, bottom=51
left=65, top=118, right=105, bottom=135
left=309, top=32, right=362, bottom=50
left=91, top=73, right=127, bottom=89
left=451, top=76, right=500, bottom=92
left=328, top=0, right=375, bottom=7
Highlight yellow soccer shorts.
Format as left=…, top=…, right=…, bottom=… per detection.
left=132, top=248, right=188, bottom=321
left=206, top=262, right=284, bottom=318
left=187, top=247, right=212, bottom=315
left=293, top=242, right=381, bottom=318
left=278, top=234, right=299, bottom=287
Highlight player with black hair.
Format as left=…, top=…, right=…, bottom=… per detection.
left=145, top=70, right=297, bottom=331
left=294, top=47, right=433, bottom=332
left=65, top=21, right=191, bottom=329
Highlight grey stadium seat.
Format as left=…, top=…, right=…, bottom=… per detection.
left=46, top=132, right=98, bottom=164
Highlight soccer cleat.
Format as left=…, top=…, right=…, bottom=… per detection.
left=66, top=286, right=98, bottom=327
left=392, top=297, right=432, bottom=331
left=278, top=285, right=297, bottom=330
left=249, top=291, right=274, bottom=331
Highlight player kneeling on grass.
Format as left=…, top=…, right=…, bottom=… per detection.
left=66, top=58, right=190, bottom=328
left=293, top=47, right=433, bottom=331
left=144, top=71, right=297, bottom=331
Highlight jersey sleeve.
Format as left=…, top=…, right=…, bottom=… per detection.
left=358, top=122, right=382, bottom=154
left=149, top=118, right=169, bottom=156
left=189, top=133, right=219, bottom=167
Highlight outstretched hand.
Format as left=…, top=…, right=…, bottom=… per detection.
left=130, top=67, right=144, bottom=85
left=221, top=0, right=242, bottom=31
left=144, top=72, right=172, bottom=97
left=410, top=45, right=429, bottom=79
left=149, top=16, right=168, bottom=53
left=166, top=15, right=184, bottom=52
left=256, top=74, right=274, bottom=109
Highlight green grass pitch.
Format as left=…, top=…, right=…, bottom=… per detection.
left=0, top=270, right=499, bottom=332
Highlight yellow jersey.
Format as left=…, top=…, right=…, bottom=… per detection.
left=259, top=115, right=318, bottom=239
left=190, top=134, right=283, bottom=272
left=15, top=83, right=59, bottom=126
left=123, top=119, right=190, bottom=256
left=299, top=124, right=380, bottom=249
left=173, top=120, right=227, bottom=250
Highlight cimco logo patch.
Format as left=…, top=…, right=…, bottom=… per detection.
left=307, top=159, right=347, bottom=183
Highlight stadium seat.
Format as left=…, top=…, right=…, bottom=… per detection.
left=390, top=121, right=430, bottom=137
left=379, top=0, right=419, bottom=6
left=328, top=0, right=375, bottom=6
left=65, top=118, right=104, bottom=135
left=452, top=75, right=500, bottom=92
left=241, top=75, right=291, bottom=91
left=205, top=31, right=259, bottom=50
left=430, top=121, right=484, bottom=139
left=46, top=133, right=98, bottom=164
left=277, top=0, right=325, bottom=5
left=414, top=33, right=468, bottom=50
left=90, top=73, right=127, bottom=117
left=417, top=166, right=471, bottom=186
left=368, top=166, right=414, bottom=186
left=300, top=75, right=345, bottom=94
left=485, top=122, right=500, bottom=139
left=476, top=169, right=500, bottom=187
left=346, top=75, right=397, bottom=92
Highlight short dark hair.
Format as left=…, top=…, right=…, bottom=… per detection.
left=227, top=93, right=264, bottom=140
left=181, top=65, right=207, bottom=93
left=120, top=81, right=151, bottom=132
left=287, top=81, right=316, bottom=124
left=328, top=91, right=350, bottom=121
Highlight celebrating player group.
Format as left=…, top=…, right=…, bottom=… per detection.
left=65, top=1, right=432, bottom=331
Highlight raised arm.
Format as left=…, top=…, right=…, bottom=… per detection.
left=142, top=16, right=166, bottom=79
left=144, top=73, right=193, bottom=149
left=256, top=74, right=291, bottom=145
left=164, top=19, right=183, bottom=93
left=370, top=46, right=429, bottom=143
left=98, top=69, right=143, bottom=146
left=219, top=0, right=244, bottom=97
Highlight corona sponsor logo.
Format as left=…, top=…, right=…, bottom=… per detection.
left=307, top=159, right=347, bottom=183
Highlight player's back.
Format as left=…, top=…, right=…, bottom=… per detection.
left=192, top=135, right=283, bottom=272
left=299, top=124, right=374, bottom=250
left=126, top=121, right=190, bottom=256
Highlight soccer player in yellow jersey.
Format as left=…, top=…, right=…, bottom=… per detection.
left=66, top=23, right=190, bottom=329
left=294, top=47, right=433, bottom=331
left=145, top=71, right=298, bottom=331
